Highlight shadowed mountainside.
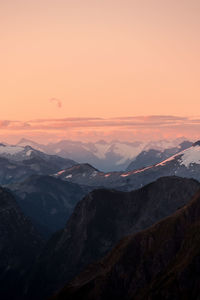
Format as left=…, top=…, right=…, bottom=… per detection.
left=0, top=187, right=44, bottom=300
left=25, top=176, right=200, bottom=299
left=9, top=175, right=92, bottom=237
left=52, top=187, right=200, bottom=300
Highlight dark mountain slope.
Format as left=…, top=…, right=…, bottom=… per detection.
left=26, top=176, right=200, bottom=299
left=9, top=175, right=92, bottom=237
left=54, top=163, right=100, bottom=182
left=0, top=187, right=44, bottom=300
left=52, top=188, right=200, bottom=300
left=126, top=141, right=192, bottom=171
left=0, top=144, right=76, bottom=185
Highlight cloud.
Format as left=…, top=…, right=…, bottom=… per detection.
left=1, top=115, right=200, bottom=143
left=1, top=115, right=200, bottom=131
left=25, top=115, right=200, bottom=130
left=49, top=98, right=62, bottom=108
left=0, top=120, right=11, bottom=128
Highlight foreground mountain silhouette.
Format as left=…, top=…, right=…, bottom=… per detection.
left=9, top=175, right=92, bottom=237
left=0, top=187, right=43, bottom=300
left=25, top=176, right=200, bottom=299
left=52, top=186, right=200, bottom=300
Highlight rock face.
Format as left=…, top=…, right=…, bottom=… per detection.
left=9, top=175, right=92, bottom=237
left=26, top=176, right=200, bottom=299
left=0, top=187, right=44, bottom=300
left=52, top=187, right=200, bottom=300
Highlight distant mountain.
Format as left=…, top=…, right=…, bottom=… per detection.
left=0, top=143, right=76, bottom=184
left=17, top=138, right=188, bottom=171
left=53, top=185, right=200, bottom=300
left=25, top=176, right=200, bottom=299
left=54, top=163, right=101, bottom=183
left=16, top=138, right=46, bottom=152
left=9, top=175, right=93, bottom=237
left=126, top=140, right=193, bottom=171
left=0, top=187, right=43, bottom=300
left=55, top=141, right=200, bottom=191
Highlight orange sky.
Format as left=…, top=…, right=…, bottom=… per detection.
left=0, top=0, right=200, bottom=142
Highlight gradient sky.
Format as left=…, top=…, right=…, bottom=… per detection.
left=0, top=0, right=200, bottom=142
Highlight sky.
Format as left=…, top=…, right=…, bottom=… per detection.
left=0, top=0, right=200, bottom=143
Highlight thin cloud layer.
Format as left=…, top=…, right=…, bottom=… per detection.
left=0, top=115, right=199, bottom=130
left=0, top=115, right=200, bottom=143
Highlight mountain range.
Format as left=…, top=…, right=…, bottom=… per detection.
left=54, top=141, right=200, bottom=191
left=0, top=144, right=76, bottom=185
left=17, top=138, right=188, bottom=171
left=53, top=184, right=200, bottom=300
left=126, top=140, right=192, bottom=171
left=1, top=138, right=200, bottom=299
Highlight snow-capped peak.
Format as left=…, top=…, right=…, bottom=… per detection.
left=0, top=144, right=24, bottom=156
left=180, top=143, right=200, bottom=167
left=155, top=142, right=200, bottom=168
left=0, top=144, right=37, bottom=161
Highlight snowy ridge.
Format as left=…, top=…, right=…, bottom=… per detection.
left=118, top=143, right=200, bottom=178
left=0, top=144, right=24, bottom=156
left=156, top=153, right=184, bottom=167
left=180, top=145, right=200, bottom=167
left=0, top=144, right=39, bottom=161
left=154, top=144, right=200, bottom=168
left=53, top=141, right=200, bottom=191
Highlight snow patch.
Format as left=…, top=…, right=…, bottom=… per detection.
left=91, top=171, right=98, bottom=177
left=94, top=143, right=111, bottom=159
left=83, top=142, right=145, bottom=163
left=26, top=150, right=33, bottom=156
left=120, top=173, right=130, bottom=177
left=0, top=145, right=23, bottom=155
left=180, top=146, right=200, bottom=167
left=114, top=143, right=145, bottom=165
left=57, top=170, right=66, bottom=175
left=104, top=173, right=111, bottom=177
left=82, top=143, right=111, bottom=159
left=65, top=174, right=72, bottom=178
left=155, top=145, right=200, bottom=168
